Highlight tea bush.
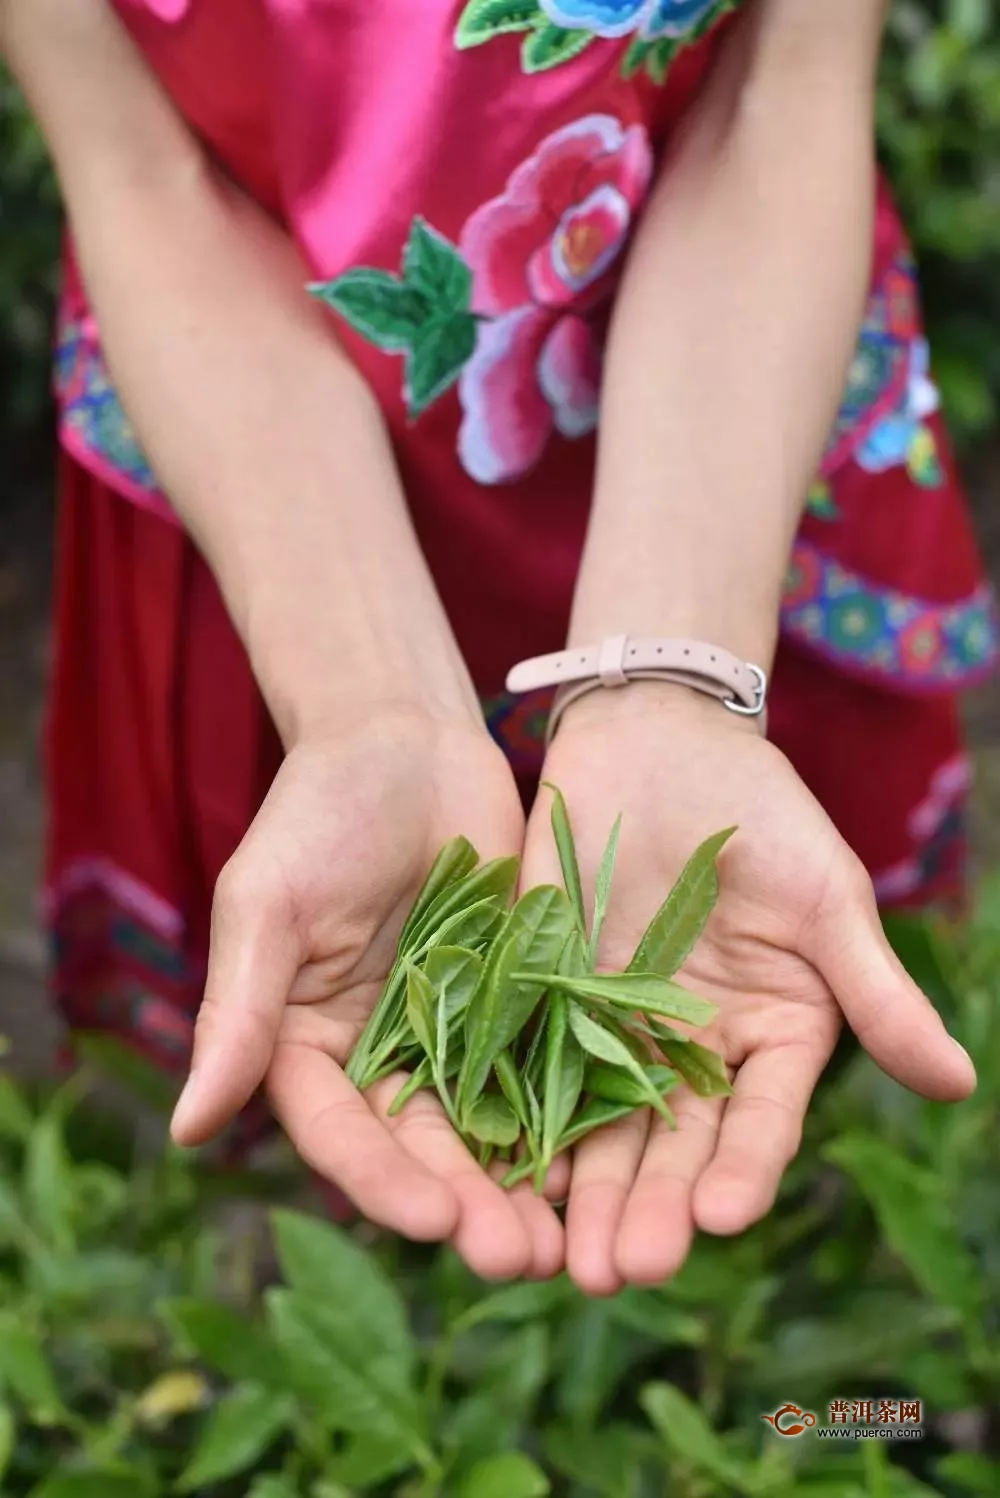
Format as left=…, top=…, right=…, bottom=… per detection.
left=2, top=879, right=1000, bottom=1497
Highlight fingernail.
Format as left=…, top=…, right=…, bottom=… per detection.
left=950, top=1037, right=973, bottom=1065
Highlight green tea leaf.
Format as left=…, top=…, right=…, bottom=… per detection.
left=567, top=1007, right=673, bottom=1120
left=403, top=217, right=472, bottom=310
left=177, top=1384, right=294, bottom=1493
left=310, top=270, right=430, bottom=350
left=29, top=1474, right=151, bottom=1498
left=324, top=1433, right=414, bottom=1487
left=454, top=1276, right=577, bottom=1332
left=248, top=1478, right=302, bottom=1498
left=824, top=1134, right=982, bottom=1317
left=0, top=1317, right=61, bottom=1417
left=522, top=22, right=591, bottom=72
left=266, top=1290, right=429, bottom=1457
left=405, top=964, right=437, bottom=1062
left=494, top=1048, right=531, bottom=1129
left=458, top=885, right=574, bottom=1116
left=466, top=1094, right=520, bottom=1148
left=405, top=311, right=478, bottom=418
left=554, top=1096, right=635, bottom=1150
left=544, top=783, right=586, bottom=936
left=521, top=971, right=716, bottom=1027
left=543, top=1422, right=655, bottom=1497
left=644, top=1020, right=733, bottom=1097
left=0, top=1074, right=34, bottom=1140
left=387, top=1060, right=434, bottom=1116
left=72, top=1034, right=178, bottom=1114
left=398, top=837, right=479, bottom=955
left=628, top=829, right=735, bottom=978
left=25, top=1110, right=76, bottom=1252
left=640, top=1381, right=748, bottom=1488
left=562, top=1012, right=670, bottom=1120
left=423, top=946, right=483, bottom=1026
left=456, top=1451, right=550, bottom=1498
left=584, top=1062, right=679, bottom=1109
left=0, top=1400, right=14, bottom=1485
left=455, top=0, right=540, bottom=48
left=935, top=1453, right=1000, bottom=1495
left=411, top=857, right=519, bottom=952
left=542, top=994, right=584, bottom=1167
left=160, top=1299, right=278, bottom=1386
left=272, top=1210, right=415, bottom=1377
left=590, top=814, right=622, bottom=964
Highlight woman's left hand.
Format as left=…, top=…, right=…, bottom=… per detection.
left=519, top=686, right=976, bottom=1296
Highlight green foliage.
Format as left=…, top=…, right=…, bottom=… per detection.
left=1, top=881, right=1000, bottom=1495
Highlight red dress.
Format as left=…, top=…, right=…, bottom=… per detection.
left=47, top=0, right=997, bottom=1079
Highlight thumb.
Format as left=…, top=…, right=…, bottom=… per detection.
left=171, top=863, right=299, bottom=1146
left=804, top=862, right=975, bottom=1102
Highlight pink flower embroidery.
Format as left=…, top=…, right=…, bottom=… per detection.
left=458, top=115, right=654, bottom=484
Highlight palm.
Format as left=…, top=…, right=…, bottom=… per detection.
left=525, top=698, right=974, bottom=1294
left=173, top=715, right=565, bottom=1280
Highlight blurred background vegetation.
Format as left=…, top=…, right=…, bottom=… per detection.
left=1, top=5, right=999, bottom=1495
left=2, top=0, right=1000, bottom=457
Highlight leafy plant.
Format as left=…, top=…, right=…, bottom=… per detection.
left=348, top=789, right=732, bottom=1186
left=2, top=873, right=1000, bottom=1494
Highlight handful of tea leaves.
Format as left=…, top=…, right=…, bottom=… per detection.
left=346, top=788, right=733, bottom=1190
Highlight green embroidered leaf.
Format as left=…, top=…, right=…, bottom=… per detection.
left=466, top=1094, right=521, bottom=1148
left=566, top=1005, right=674, bottom=1120
left=455, top=0, right=541, bottom=49
left=522, top=23, right=592, bottom=73
left=403, top=218, right=473, bottom=312
left=405, top=965, right=437, bottom=1063
left=583, top=1061, right=679, bottom=1109
left=590, top=813, right=621, bottom=963
left=645, top=1018, right=733, bottom=1099
left=406, top=311, right=479, bottom=417
left=544, top=783, right=586, bottom=936
left=621, top=35, right=653, bottom=77
left=645, top=37, right=678, bottom=85
left=628, top=828, right=735, bottom=979
left=458, top=885, right=574, bottom=1117
left=310, top=270, right=429, bottom=350
left=513, top=970, right=717, bottom=1027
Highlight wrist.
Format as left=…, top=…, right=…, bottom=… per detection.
left=550, top=676, right=764, bottom=743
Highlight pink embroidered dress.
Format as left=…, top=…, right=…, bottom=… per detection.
left=47, top=0, right=997, bottom=1070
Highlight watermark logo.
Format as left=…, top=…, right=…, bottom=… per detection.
left=762, top=1404, right=817, bottom=1437
left=762, top=1400, right=924, bottom=1440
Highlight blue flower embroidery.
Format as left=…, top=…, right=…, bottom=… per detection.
left=540, top=0, right=720, bottom=40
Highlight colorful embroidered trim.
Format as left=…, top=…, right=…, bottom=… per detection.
left=781, top=543, right=998, bottom=689
left=56, top=319, right=163, bottom=502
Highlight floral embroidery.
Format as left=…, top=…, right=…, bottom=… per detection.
left=822, top=253, right=921, bottom=477
left=854, top=339, right=944, bottom=488
left=56, top=320, right=159, bottom=494
left=873, top=755, right=970, bottom=905
left=454, top=0, right=736, bottom=80
left=313, top=115, right=653, bottom=484
left=459, top=115, right=652, bottom=481
left=782, top=541, right=998, bottom=688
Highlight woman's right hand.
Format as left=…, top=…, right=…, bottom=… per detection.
left=169, top=708, right=565, bottom=1281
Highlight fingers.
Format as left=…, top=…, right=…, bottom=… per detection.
left=565, top=1109, right=649, bottom=1296
left=373, top=1080, right=550, bottom=1281
left=267, top=1045, right=459, bottom=1241
left=171, top=863, right=300, bottom=1146
left=614, top=1092, right=723, bottom=1286
left=805, top=864, right=976, bottom=1102
left=693, top=1037, right=832, bottom=1236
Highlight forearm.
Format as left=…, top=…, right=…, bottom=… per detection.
left=573, top=0, right=888, bottom=667
left=3, top=1, right=478, bottom=745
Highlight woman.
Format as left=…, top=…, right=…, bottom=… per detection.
left=2, top=0, right=993, bottom=1296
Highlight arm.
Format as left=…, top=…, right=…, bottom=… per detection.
left=2, top=2, right=557, bottom=1277
left=1, top=0, right=479, bottom=746
left=571, top=0, right=889, bottom=666
left=522, top=0, right=973, bottom=1296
